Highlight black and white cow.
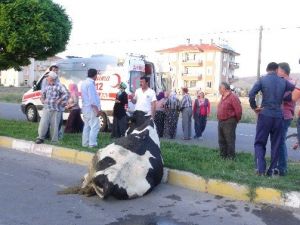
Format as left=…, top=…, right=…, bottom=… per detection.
left=80, top=117, right=163, bottom=200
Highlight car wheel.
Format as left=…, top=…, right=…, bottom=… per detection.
left=26, top=105, right=38, bottom=122
left=99, top=112, right=108, bottom=132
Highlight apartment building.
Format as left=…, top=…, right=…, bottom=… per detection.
left=156, top=43, right=239, bottom=95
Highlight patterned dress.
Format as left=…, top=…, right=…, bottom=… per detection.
left=164, top=96, right=180, bottom=139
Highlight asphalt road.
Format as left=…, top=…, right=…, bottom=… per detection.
left=1, top=102, right=300, bottom=161
left=1, top=147, right=300, bottom=225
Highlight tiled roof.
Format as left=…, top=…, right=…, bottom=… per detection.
left=156, top=44, right=204, bottom=53
left=157, top=44, right=239, bottom=55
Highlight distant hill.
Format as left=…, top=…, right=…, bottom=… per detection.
left=233, top=73, right=300, bottom=90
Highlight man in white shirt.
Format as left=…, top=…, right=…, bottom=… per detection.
left=81, top=68, right=101, bottom=148
left=132, top=76, right=157, bottom=117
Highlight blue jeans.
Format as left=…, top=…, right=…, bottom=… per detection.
left=82, top=111, right=100, bottom=147
left=277, top=119, right=292, bottom=173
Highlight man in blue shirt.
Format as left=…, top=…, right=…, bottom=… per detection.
left=81, top=68, right=101, bottom=148
left=249, top=62, right=295, bottom=176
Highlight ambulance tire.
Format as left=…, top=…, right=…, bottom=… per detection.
left=26, top=105, right=38, bottom=122
left=99, top=112, right=108, bottom=132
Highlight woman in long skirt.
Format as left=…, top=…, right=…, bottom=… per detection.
left=154, top=92, right=166, bottom=137
left=164, top=91, right=180, bottom=139
left=64, top=83, right=84, bottom=133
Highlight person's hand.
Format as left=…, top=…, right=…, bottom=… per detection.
left=254, top=107, right=263, bottom=114
left=115, top=99, right=120, bottom=103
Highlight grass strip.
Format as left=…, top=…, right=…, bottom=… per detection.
left=1, top=118, right=300, bottom=192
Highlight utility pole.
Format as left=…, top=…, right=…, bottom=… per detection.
left=257, top=26, right=263, bottom=80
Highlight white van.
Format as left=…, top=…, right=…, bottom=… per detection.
left=21, top=54, right=163, bottom=131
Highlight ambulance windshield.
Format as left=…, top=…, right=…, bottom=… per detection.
left=129, top=71, right=145, bottom=93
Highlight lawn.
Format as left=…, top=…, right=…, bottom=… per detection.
left=0, top=86, right=30, bottom=103
left=1, top=118, right=300, bottom=192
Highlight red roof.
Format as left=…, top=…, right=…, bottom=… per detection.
left=156, top=44, right=204, bottom=53
left=157, top=44, right=239, bottom=55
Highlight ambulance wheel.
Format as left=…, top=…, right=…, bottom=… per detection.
left=26, top=105, right=38, bottom=122
left=99, top=112, right=108, bottom=132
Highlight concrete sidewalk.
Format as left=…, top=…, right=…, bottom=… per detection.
left=1, top=135, right=300, bottom=209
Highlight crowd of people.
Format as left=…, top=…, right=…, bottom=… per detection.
left=35, top=62, right=299, bottom=177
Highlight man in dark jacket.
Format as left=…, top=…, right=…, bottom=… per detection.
left=249, top=62, right=295, bottom=176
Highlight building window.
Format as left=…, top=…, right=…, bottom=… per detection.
left=207, top=82, right=212, bottom=88
left=223, top=67, right=227, bottom=75
left=223, top=54, right=227, bottom=62
left=190, top=80, right=196, bottom=88
left=184, top=67, right=189, bottom=74
left=207, top=67, right=212, bottom=75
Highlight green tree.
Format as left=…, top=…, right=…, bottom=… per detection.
left=0, top=0, right=72, bottom=70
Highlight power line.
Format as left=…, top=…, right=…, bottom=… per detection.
left=67, top=26, right=300, bottom=47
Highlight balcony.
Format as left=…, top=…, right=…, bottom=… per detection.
left=182, top=73, right=202, bottom=81
left=229, top=62, right=239, bottom=69
left=181, top=59, right=203, bottom=67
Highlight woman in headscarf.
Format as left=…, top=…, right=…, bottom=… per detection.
left=111, top=82, right=128, bottom=138
left=64, top=83, right=84, bottom=133
left=154, top=91, right=166, bottom=137
left=164, top=91, right=180, bottom=139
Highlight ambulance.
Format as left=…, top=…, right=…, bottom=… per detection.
left=21, top=54, right=163, bottom=131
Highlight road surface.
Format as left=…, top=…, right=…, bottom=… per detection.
left=1, top=102, right=300, bottom=161
left=1, top=147, right=300, bottom=225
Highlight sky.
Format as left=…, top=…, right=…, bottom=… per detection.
left=53, top=0, right=300, bottom=77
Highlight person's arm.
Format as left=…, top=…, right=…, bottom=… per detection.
left=248, top=80, right=262, bottom=111
left=151, top=91, right=157, bottom=117
left=41, top=88, right=46, bottom=104
left=192, top=100, right=196, bottom=117
left=131, top=90, right=137, bottom=104
left=207, top=99, right=211, bottom=116
left=57, top=85, right=69, bottom=106
left=151, top=101, right=156, bottom=118
left=232, top=95, right=242, bottom=122
left=88, top=84, right=101, bottom=115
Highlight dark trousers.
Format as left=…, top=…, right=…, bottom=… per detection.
left=254, top=114, right=284, bottom=175
left=111, top=115, right=128, bottom=138
left=277, top=119, right=292, bottom=174
left=194, top=114, right=207, bottom=137
left=218, top=118, right=237, bottom=159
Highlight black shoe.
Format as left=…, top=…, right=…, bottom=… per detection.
left=35, top=138, right=44, bottom=144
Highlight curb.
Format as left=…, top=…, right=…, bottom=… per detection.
left=1, top=136, right=300, bottom=208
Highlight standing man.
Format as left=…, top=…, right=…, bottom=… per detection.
left=217, top=82, right=242, bottom=159
left=276, top=62, right=295, bottom=176
left=249, top=62, right=295, bottom=176
left=35, top=71, right=69, bottom=144
left=131, top=76, right=157, bottom=124
left=81, top=68, right=101, bottom=148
